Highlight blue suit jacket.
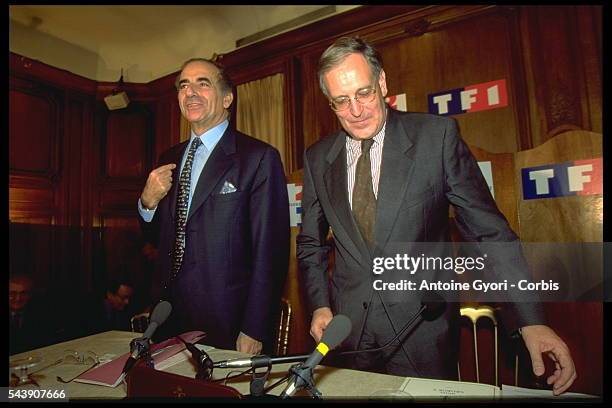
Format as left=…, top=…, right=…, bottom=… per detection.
left=143, top=126, right=289, bottom=351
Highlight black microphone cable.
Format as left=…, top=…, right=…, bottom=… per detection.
left=335, top=302, right=427, bottom=357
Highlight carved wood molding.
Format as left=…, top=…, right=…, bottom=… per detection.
left=9, top=82, right=63, bottom=181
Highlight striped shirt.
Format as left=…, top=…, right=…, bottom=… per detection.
left=346, top=121, right=386, bottom=209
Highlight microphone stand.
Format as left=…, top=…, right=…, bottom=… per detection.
left=249, top=365, right=272, bottom=397
left=283, top=363, right=322, bottom=399
left=175, top=335, right=213, bottom=381
left=129, top=337, right=154, bottom=368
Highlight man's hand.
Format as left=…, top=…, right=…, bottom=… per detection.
left=236, top=332, right=262, bottom=354
left=520, top=324, right=577, bottom=395
left=310, top=307, right=333, bottom=343
left=141, top=163, right=177, bottom=209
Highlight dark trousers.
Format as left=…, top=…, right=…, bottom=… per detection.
left=351, top=293, right=423, bottom=377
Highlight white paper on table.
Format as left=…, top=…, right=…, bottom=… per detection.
left=400, top=377, right=499, bottom=399
left=501, top=384, right=599, bottom=399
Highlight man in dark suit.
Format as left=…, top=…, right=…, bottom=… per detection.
left=9, top=274, right=55, bottom=354
left=80, top=279, right=135, bottom=336
left=138, top=58, right=289, bottom=354
left=297, top=37, right=576, bottom=394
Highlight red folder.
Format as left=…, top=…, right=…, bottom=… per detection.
left=74, top=331, right=205, bottom=388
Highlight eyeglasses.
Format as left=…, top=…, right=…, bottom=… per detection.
left=329, top=87, right=377, bottom=111
left=56, top=350, right=100, bottom=383
left=62, top=350, right=98, bottom=365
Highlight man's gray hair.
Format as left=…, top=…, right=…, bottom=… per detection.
left=317, top=37, right=383, bottom=97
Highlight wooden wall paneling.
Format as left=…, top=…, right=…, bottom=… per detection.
left=283, top=57, right=300, bottom=174
left=574, top=5, right=602, bottom=134
left=299, top=49, right=341, bottom=151
left=53, top=92, right=92, bottom=294
left=9, top=80, right=61, bottom=177
left=513, top=131, right=602, bottom=395
left=97, top=214, right=152, bottom=308
left=521, top=6, right=591, bottom=145
left=9, top=52, right=98, bottom=96
left=93, top=99, right=155, bottom=299
left=9, top=220, right=54, bottom=292
left=218, top=6, right=426, bottom=69
left=542, top=302, right=602, bottom=396
left=101, top=104, right=152, bottom=182
left=104, top=110, right=149, bottom=179
left=149, top=73, right=184, bottom=155
left=377, top=7, right=524, bottom=153
left=503, top=6, right=533, bottom=152
left=9, top=75, right=65, bottom=298
left=77, top=94, right=97, bottom=293
left=153, top=92, right=182, bottom=162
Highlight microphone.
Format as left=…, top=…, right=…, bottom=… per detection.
left=214, top=354, right=311, bottom=369
left=120, top=301, right=172, bottom=377
left=176, top=335, right=214, bottom=380
left=280, top=314, right=352, bottom=399
left=141, top=300, right=173, bottom=341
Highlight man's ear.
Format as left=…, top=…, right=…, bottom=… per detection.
left=223, top=92, right=234, bottom=109
left=378, top=69, right=388, bottom=98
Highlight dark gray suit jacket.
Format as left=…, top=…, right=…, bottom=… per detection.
left=297, top=108, right=544, bottom=379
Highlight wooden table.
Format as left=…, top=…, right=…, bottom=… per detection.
left=8, top=331, right=409, bottom=400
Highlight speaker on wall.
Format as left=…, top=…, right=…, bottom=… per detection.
left=104, top=91, right=130, bottom=110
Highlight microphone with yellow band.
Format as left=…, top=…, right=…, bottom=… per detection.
left=280, top=314, right=352, bottom=399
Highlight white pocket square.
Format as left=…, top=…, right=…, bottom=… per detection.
left=219, top=181, right=237, bottom=194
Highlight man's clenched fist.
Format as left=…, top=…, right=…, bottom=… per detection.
left=140, top=163, right=177, bottom=210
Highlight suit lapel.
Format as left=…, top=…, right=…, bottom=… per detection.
left=324, top=133, right=371, bottom=263
left=187, top=127, right=235, bottom=221
left=373, top=109, right=417, bottom=255
left=168, top=142, right=189, bottom=223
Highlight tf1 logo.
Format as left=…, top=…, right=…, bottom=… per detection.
left=428, top=79, right=508, bottom=116
left=522, top=158, right=602, bottom=200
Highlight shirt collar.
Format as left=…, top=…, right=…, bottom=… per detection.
left=190, top=120, right=229, bottom=151
left=345, top=120, right=387, bottom=166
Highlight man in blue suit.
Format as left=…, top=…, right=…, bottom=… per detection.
left=138, top=58, right=289, bottom=354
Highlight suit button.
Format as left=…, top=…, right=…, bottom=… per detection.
left=362, top=302, right=368, bottom=309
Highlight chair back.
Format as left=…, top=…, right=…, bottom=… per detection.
left=130, top=312, right=150, bottom=333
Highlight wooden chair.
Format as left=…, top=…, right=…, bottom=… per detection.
left=274, top=298, right=292, bottom=356
left=130, top=312, right=150, bottom=333
left=458, top=305, right=500, bottom=386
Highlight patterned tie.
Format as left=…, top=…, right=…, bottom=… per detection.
left=352, top=138, right=377, bottom=246
left=170, top=137, right=202, bottom=282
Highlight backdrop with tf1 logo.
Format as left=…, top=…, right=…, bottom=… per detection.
left=428, top=79, right=508, bottom=116
left=521, top=158, right=602, bottom=200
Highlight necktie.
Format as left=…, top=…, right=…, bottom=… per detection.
left=352, top=138, right=377, bottom=246
left=11, top=312, right=20, bottom=330
left=170, top=137, right=202, bottom=282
